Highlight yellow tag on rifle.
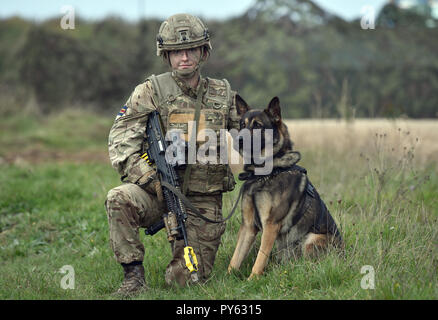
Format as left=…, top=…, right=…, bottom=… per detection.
left=184, top=246, right=198, bottom=273
left=140, top=152, right=153, bottom=165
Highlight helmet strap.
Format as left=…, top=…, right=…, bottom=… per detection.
left=173, top=63, right=201, bottom=80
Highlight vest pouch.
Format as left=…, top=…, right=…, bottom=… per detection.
left=167, top=108, right=225, bottom=143
left=223, top=165, right=236, bottom=192
left=177, top=164, right=229, bottom=195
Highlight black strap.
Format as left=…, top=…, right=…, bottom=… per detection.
left=182, top=79, right=204, bottom=196
left=238, top=164, right=308, bottom=182
left=161, top=181, right=245, bottom=224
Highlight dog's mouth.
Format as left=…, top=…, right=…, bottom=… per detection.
left=235, top=126, right=277, bottom=166
left=237, top=129, right=267, bottom=151
left=238, top=122, right=279, bottom=146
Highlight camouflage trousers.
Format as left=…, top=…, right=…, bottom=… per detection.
left=105, top=183, right=225, bottom=286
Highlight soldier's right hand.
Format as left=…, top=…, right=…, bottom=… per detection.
left=137, top=170, right=163, bottom=202
left=137, top=170, right=156, bottom=186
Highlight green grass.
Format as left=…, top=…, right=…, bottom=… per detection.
left=0, top=110, right=437, bottom=299
left=0, top=108, right=113, bottom=154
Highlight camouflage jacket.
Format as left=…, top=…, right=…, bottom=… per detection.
left=108, top=71, right=240, bottom=194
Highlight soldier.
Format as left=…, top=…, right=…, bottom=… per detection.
left=105, top=13, right=240, bottom=296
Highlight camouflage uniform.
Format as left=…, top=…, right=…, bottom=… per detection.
left=105, top=27, right=241, bottom=286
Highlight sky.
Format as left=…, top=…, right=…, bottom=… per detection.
left=0, top=0, right=389, bottom=22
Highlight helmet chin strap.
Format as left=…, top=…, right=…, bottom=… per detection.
left=173, top=63, right=200, bottom=79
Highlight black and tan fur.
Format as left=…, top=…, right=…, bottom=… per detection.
left=228, top=95, right=343, bottom=279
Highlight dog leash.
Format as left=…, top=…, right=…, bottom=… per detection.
left=161, top=165, right=305, bottom=224
left=160, top=180, right=246, bottom=224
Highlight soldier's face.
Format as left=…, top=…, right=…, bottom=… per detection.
left=169, top=48, right=202, bottom=71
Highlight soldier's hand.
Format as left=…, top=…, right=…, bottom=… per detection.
left=137, top=171, right=163, bottom=202
left=137, top=170, right=156, bottom=186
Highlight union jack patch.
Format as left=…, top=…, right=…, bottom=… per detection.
left=117, top=105, right=128, bottom=116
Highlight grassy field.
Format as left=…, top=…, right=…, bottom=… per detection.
left=0, top=109, right=437, bottom=300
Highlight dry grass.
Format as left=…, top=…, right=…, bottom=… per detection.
left=228, top=118, right=437, bottom=174
left=285, top=119, right=438, bottom=167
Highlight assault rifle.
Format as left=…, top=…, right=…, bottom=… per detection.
left=141, top=110, right=198, bottom=282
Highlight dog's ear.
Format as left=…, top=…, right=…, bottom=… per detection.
left=265, top=96, right=282, bottom=123
left=235, top=94, right=250, bottom=116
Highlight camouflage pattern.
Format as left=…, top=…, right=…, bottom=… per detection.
left=148, top=71, right=238, bottom=194
left=156, top=13, right=212, bottom=57
left=165, top=194, right=225, bottom=286
left=105, top=183, right=164, bottom=264
left=106, top=71, right=240, bottom=286
left=108, top=71, right=240, bottom=193
left=105, top=182, right=224, bottom=285
left=108, top=81, right=157, bottom=185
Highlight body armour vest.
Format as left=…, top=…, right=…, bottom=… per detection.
left=147, top=72, right=236, bottom=195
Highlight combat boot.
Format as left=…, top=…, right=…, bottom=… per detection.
left=113, top=262, right=146, bottom=297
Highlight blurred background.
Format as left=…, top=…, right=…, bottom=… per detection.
left=1, top=0, right=437, bottom=119
left=1, top=2, right=437, bottom=300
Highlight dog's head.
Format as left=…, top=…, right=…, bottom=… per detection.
left=234, top=94, right=293, bottom=160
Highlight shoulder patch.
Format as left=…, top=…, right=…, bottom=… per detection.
left=118, top=105, right=128, bottom=116
left=115, top=105, right=128, bottom=120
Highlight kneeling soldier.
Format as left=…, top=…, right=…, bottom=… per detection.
left=105, top=13, right=240, bottom=296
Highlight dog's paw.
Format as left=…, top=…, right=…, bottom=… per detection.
left=227, top=264, right=238, bottom=274
left=247, top=272, right=262, bottom=281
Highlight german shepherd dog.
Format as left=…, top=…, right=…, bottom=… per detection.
left=228, top=95, right=343, bottom=279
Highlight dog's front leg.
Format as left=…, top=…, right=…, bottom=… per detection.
left=248, top=222, right=280, bottom=280
left=228, top=223, right=258, bottom=273
left=228, top=195, right=258, bottom=273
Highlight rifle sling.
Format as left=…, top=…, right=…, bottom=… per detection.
left=166, top=78, right=242, bottom=225
left=182, top=79, right=204, bottom=196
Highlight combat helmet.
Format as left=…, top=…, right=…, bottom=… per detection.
left=156, top=13, right=212, bottom=57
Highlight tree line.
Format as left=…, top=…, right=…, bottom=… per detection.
left=0, top=0, right=437, bottom=118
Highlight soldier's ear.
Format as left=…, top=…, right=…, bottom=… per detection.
left=200, top=45, right=209, bottom=62
left=235, top=94, right=250, bottom=116
left=265, top=96, right=281, bottom=124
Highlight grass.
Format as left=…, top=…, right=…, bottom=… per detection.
left=0, top=110, right=437, bottom=299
